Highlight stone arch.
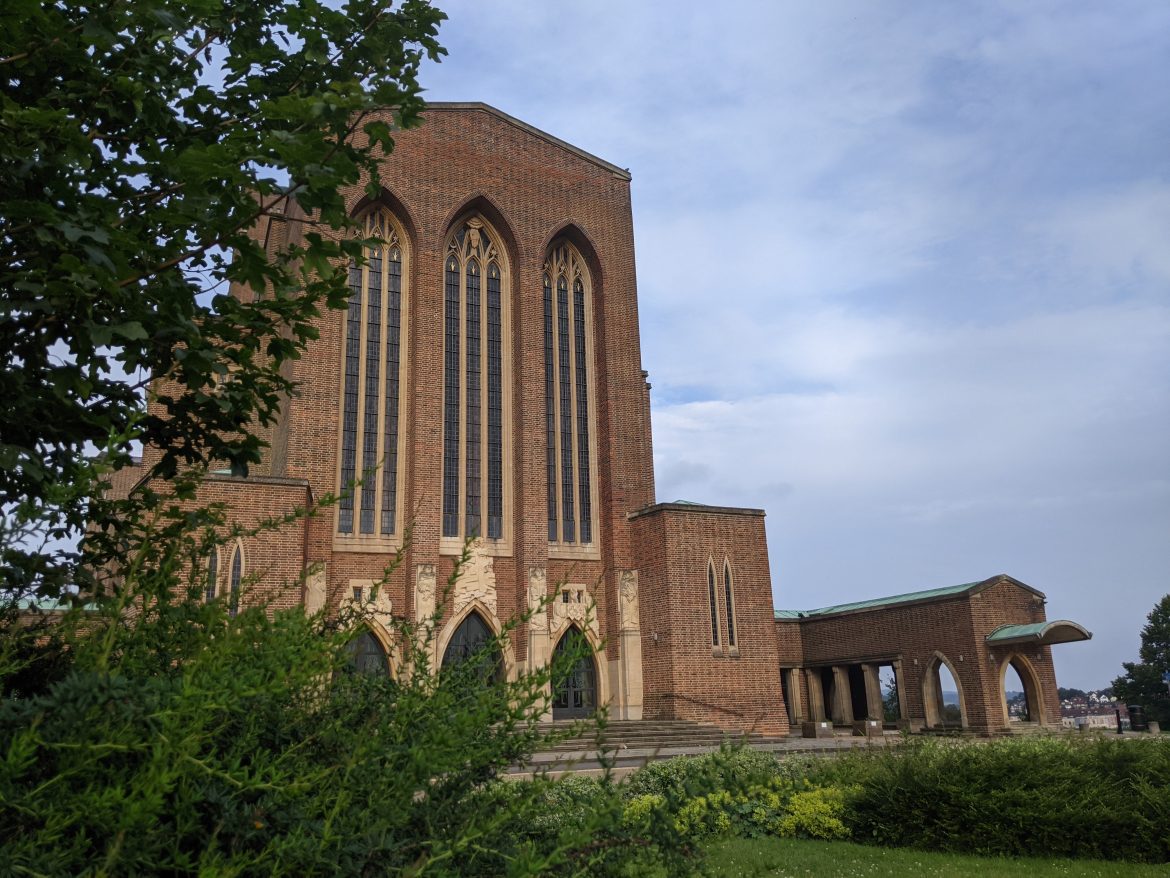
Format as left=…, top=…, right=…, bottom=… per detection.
left=551, top=624, right=601, bottom=719
left=436, top=601, right=515, bottom=681
left=540, top=221, right=604, bottom=290
left=998, top=652, right=1045, bottom=726
left=922, top=651, right=968, bottom=729
left=440, top=192, right=520, bottom=268
left=344, top=625, right=394, bottom=677
left=347, top=185, right=418, bottom=250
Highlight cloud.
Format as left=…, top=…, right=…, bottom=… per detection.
left=424, top=1, right=1170, bottom=687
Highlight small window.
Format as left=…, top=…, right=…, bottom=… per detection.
left=205, top=547, right=218, bottom=602
left=724, top=559, right=737, bottom=648
left=229, top=544, right=243, bottom=618
left=708, top=560, right=720, bottom=647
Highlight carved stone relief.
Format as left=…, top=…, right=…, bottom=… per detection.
left=415, top=563, right=436, bottom=623
left=340, top=578, right=394, bottom=629
left=618, top=569, right=640, bottom=632
left=551, top=583, right=598, bottom=639
left=452, top=539, right=498, bottom=618
left=304, top=564, right=327, bottom=616
left=527, top=567, right=548, bottom=631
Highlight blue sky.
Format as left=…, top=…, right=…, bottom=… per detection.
left=420, top=1, right=1170, bottom=688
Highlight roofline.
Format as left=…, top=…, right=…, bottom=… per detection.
left=628, top=501, right=766, bottom=521
left=774, top=574, right=1047, bottom=622
left=424, top=102, right=632, bottom=181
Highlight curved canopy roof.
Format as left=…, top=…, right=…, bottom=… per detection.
left=985, top=620, right=1092, bottom=646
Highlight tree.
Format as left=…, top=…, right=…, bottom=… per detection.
left=1, top=0, right=445, bottom=597
left=1112, top=593, right=1170, bottom=726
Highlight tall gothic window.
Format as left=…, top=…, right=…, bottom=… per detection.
left=543, top=242, right=595, bottom=548
left=443, top=217, right=507, bottom=542
left=337, top=207, right=406, bottom=543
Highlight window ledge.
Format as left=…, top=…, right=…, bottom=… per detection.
left=439, top=536, right=513, bottom=558
left=548, top=543, right=601, bottom=562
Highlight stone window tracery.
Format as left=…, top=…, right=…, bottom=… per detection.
left=442, top=217, right=508, bottom=544
left=337, top=207, right=406, bottom=544
left=543, top=242, right=596, bottom=550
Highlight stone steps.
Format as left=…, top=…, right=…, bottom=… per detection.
left=506, top=718, right=894, bottom=776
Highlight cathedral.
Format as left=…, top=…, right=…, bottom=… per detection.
left=120, top=103, right=1090, bottom=736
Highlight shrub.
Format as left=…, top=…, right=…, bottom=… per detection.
left=836, top=736, right=1170, bottom=863
left=776, top=786, right=851, bottom=840
left=0, top=516, right=704, bottom=876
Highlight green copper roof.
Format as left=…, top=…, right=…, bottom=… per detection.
left=775, top=581, right=982, bottom=620
left=986, top=620, right=1091, bottom=645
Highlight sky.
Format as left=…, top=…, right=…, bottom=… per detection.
left=419, top=1, right=1170, bottom=689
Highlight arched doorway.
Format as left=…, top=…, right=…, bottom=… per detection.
left=345, top=627, right=391, bottom=677
left=922, top=653, right=967, bottom=729
left=1001, top=654, right=1044, bottom=726
left=441, top=610, right=503, bottom=681
left=552, top=626, right=598, bottom=719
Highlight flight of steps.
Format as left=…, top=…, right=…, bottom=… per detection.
left=508, top=718, right=795, bottom=778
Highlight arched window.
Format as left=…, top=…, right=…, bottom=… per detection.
left=337, top=207, right=406, bottom=543
left=723, top=559, right=738, bottom=648
left=205, top=547, right=218, bottom=602
left=442, top=217, right=509, bottom=544
left=707, top=560, right=720, bottom=647
left=552, top=626, right=598, bottom=719
left=441, top=610, right=503, bottom=681
left=228, top=543, right=243, bottom=618
left=345, top=628, right=391, bottom=677
left=543, top=241, right=596, bottom=548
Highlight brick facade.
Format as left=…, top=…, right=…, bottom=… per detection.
left=118, top=103, right=1086, bottom=737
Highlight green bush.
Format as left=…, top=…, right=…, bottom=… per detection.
left=833, top=736, right=1170, bottom=863
left=0, top=520, right=703, bottom=876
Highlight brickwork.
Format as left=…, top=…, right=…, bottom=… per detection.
left=117, top=103, right=1086, bottom=739
left=776, top=575, right=1076, bottom=734
left=631, top=503, right=787, bottom=736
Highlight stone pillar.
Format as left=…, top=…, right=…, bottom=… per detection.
left=786, top=668, right=804, bottom=724
left=832, top=665, right=853, bottom=725
left=893, top=660, right=910, bottom=720
left=862, top=663, right=884, bottom=722
left=526, top=568, right=552, bottom=720
left=613, top=570, right=644, bottom=720
left=806, top=669, right=826, bottom=722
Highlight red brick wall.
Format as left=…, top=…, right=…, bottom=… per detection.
left=631, top=503, right=787, bottom=736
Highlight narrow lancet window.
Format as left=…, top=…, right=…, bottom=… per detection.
left=544, top=242, right=596, bottom=549
left=337, top=207, right=406, bottom=542
left=442, top=217, right=509, bottom=542
left=229, top=545, right=243, bottom=618
left=724, top=560, right=737, bottom=647
left=205, top=547, right=218, bottom=602
left=708, top=560, right=720, bottom=646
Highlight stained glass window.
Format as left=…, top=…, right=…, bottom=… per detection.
left=443, top=218, right=508, bottom=542
left=338, top=208, right=405, bottom=539
left=543, top=242, right=596, bottom=548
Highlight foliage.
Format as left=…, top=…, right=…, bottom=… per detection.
left=1112, top=593, right=1170, bottom=725
left=0, top=0, right=446, bottom=597
left=669, top=778, right=850, bottom=842
left=881, top=676, right=900, bottom=723
left=705, top=836, right=1170, bottom=878
left=622, top=747, right=781, bottom=802
left=0, top=514, right=681, bottom=876
left=818, top=736, right=1170, bottom=863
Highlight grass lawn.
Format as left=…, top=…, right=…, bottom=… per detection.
left=705, top=837, right=1170, bottom=877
